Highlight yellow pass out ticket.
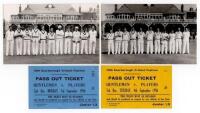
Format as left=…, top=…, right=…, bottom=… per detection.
left=101, top=65, right=172, bottom=108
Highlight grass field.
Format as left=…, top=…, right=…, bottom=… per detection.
left=101, top=39, right=197, bottom=64
left=3, top=39, right=99, bottom=64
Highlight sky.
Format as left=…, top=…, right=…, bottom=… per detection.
left=3, top=4, right=98, bottom=21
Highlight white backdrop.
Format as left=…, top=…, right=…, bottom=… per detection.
left=0, top=0, right=200, bottom=113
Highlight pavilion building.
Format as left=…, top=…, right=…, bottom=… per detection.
left=102, top=4, right=196, bottom=34
left=10, top=4, right=99, bottom=32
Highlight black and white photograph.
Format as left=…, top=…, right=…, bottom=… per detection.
left=3, top=4, right=99, bottom=64
left=101, top=4, right=197, bottom=64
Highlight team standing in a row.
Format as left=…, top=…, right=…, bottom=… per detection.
left=5, top=25, right=97, bottom=56
left=105, top=27, right=190, bottom=55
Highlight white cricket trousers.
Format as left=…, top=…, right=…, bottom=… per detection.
left=138, top=39, right=144, bottom=54
left=115, top=40, right=121, bottom=54
left=16, top=38, right=23, bottom=55
left=56, top=39, right=63, bottom=55
left=161, top=41, right=168, bottom=54
left=40, top=40, right=46, bottom=55
left=154, top=40, right=160, bottom=54
left=175, top=39, right=182, bottom=54
left=130, top=40, right=137, bottom=54
left=147, top=41, right=153, bottom=54
left=48, top=40, right=55, bottom=55
left=32, top=38, right=39, bottom=55
left=73, top=42, right=80, bottom=54
left=89, top=39, right=96, bottom=54
left=64, top=38, right=71, bottom=54
left=122, top=40, right=128, bottom=54
left=81, top=40, right=88, bottom=54
left=169, top=40, right=175, bottom=54
left=108, top=40, right=114, bottom=54
left=23, top=40, right=31, bottom=55
left=182, top=39, right=189, bottom=54
left=6, top=40, right=14, bottom=56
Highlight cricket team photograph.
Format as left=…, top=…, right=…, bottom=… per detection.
left=3, top=4, right=99, bottom=64
left=3, top=4, right=197, bottom=64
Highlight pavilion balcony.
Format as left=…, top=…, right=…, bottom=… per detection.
left=105, top=15, right=196, bottom=23
left=63, top=19, right=98, bottom=24
left=10, top=18, right=98, bottom=24
left=10, top=18, right=37, bottom=23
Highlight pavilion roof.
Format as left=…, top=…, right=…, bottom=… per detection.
left=114, top=4, right=183, bottom=14
left=20, top=4, right=81, bottom=15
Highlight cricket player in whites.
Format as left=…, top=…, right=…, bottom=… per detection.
left=175, top=27, right=183, bottom=54
left=81, top=27, right=89, bottom=54
left=106, top=29, right=115, bottom=55
left=161, top=30, right=169, bottom=54
left=114, top=28, right=123, bottom=54
left=182, top=28, right=190, bottom=54
left=64, top=27, right=73, bottom=54
left=5, top=26, right=14, bottom=56
left=72, top=26, right=81, bottom=54
left=48, top=28, right=56, bottom=55
left=137, top=28, right=145, bottom=54
left=40, top=26, right=47, bottom=55
left=122, top=28, right=130, bottom=54
left=32, top=25, right=41, bottom=55
left=146, top=27, right=154, bottom=54
left=154, top=28, right=162, bottom=54
left=56, top=25, right=64, bottom=55
left=14, top=25, right=23, bottom=56
left=23, top=26, right=31, bottom=55
left=169, top=30, right=176, bottom=54
left=89, top=26, right=97, bottom=54
left=130, top=27, right=137, bottom=54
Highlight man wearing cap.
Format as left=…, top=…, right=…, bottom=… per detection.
left=23, top=26, right=31, bottom=55
left=40, top=25, right=47, bottom=55
left=32, top=25, right=41, bottom=55
left=81, top=27, right=89, bottom=54
left=14, top=25, right=24, bottom=56
left=146, top=27, right=154, bottom=54
left=56, top=25, right=64, bottom=55
left=106, top=29, right=115, bottom=55
left=114, top=28, right=123, bottom=54
left=154, top=28, right=162, bottom=54
left=130, top=27, right=137, bottom=54
left=182, top=28, right=190, bottom=54
left=122, top=28, right=130, bottom=54
left=72, top=26, right=81, bottom=54
left=175, top=27, right=183, bottom=54
left=5, top=26, right=14, bottom=56
left=89, top=26, right=97, bottom=54
left=137, top=28, right=145, bottom=54
left=48, top=28, right=56, bottom=55
left=64, top=27, right=73, bottom=54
